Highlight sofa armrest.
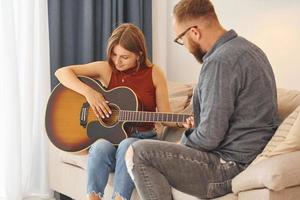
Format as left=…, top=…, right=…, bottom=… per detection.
left=232, top=150, right=300, bottom=193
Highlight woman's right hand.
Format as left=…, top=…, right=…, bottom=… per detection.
left=84, top=88, right=112, bottom=119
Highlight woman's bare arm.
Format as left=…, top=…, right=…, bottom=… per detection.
left=55, top=61, right=112, bottom=118
left=152, top=65, right=178, bottom=127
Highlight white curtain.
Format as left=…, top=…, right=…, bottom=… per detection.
left=0, top=0, right=51, bottom=199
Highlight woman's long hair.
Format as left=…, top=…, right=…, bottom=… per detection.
left=107, top=23, right=152, bottom=69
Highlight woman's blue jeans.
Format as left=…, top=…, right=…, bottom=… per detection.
left=87, top=130, right=156, bottom=200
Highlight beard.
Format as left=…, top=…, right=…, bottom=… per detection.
left=188, top=38, right=206, bottom=64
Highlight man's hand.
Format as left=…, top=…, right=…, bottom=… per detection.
left=182, top=116, right=194, bottom=129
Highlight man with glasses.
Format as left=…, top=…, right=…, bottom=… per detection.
left=126, top=0, right=279, bottom=199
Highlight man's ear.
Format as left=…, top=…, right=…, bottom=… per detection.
left=190, top=27, right=201, bottom=41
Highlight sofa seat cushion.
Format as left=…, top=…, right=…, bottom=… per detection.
left=59, top=150, right=88, bottom=170
left=232, top=150, right=300, bottom=193
left=238, top=186, right=300, bottom=200
left=212, top=193, right=237, bottom=200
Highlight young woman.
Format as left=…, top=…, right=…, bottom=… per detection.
left=55, top=23, right=171, bottom=200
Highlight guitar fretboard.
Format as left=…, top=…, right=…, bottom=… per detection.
left=119, top=110, right=190, bottom=123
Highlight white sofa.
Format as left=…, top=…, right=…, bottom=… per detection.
left=48, top=82, right=300, bottom=200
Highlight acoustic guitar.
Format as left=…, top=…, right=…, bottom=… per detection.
left=45, top=76, right=190, bottom=153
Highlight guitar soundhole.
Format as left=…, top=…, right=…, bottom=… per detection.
left=100, top=103, right=120, bottom=127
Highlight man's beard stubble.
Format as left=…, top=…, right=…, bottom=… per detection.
left=189, top=38, right=206, bottom=64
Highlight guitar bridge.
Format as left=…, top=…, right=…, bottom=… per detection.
left=80, top=102, right=90, bottom=128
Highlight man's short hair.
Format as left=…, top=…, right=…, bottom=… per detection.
left=173, top=0, right=217, bottom=24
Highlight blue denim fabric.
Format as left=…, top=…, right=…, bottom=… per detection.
left=87, top=130, right=156, bottom=200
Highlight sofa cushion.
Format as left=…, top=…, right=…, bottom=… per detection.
left=170, top=96, right=191, bottom=113
left=59, top=150, right=88, bottom=170
left=232, top=150, right=300, bottom=193
left=171, top=189, right=237, bottom=200
left=250, top=106, right=300, bottom=165
left=277, top=88, right=300, bottom=119
left=168, top=81, right=194, bottom=98
left=168, top=82, right=194, bottom=113
left=238, top=186, right=300, bottom=200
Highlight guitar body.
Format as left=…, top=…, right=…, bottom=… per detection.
left=45, top=76, right=138, bottom=153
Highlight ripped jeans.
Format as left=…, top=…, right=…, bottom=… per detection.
left=127, top=140, right=247, bottom=200
left=87, top=130, right=156, bottom=200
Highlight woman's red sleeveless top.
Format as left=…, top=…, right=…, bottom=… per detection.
left=107, top=66, right=156, bottom=131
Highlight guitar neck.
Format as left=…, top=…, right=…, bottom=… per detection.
left=119, top=110, right=190, bottom=123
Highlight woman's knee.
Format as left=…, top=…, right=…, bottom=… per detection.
left=89, top=139, right=116, bottom=156
left=115, top=138, right=139, bottom=161
left=118, top=138, right=139, bottom=150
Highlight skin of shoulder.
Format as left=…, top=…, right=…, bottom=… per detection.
left=66, top=61, right=112, bottom=87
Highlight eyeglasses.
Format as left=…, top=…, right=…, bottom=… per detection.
left=174, top=26, right=197, bottom=45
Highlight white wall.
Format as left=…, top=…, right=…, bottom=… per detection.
left=153, top=0, right=300, bottom=90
